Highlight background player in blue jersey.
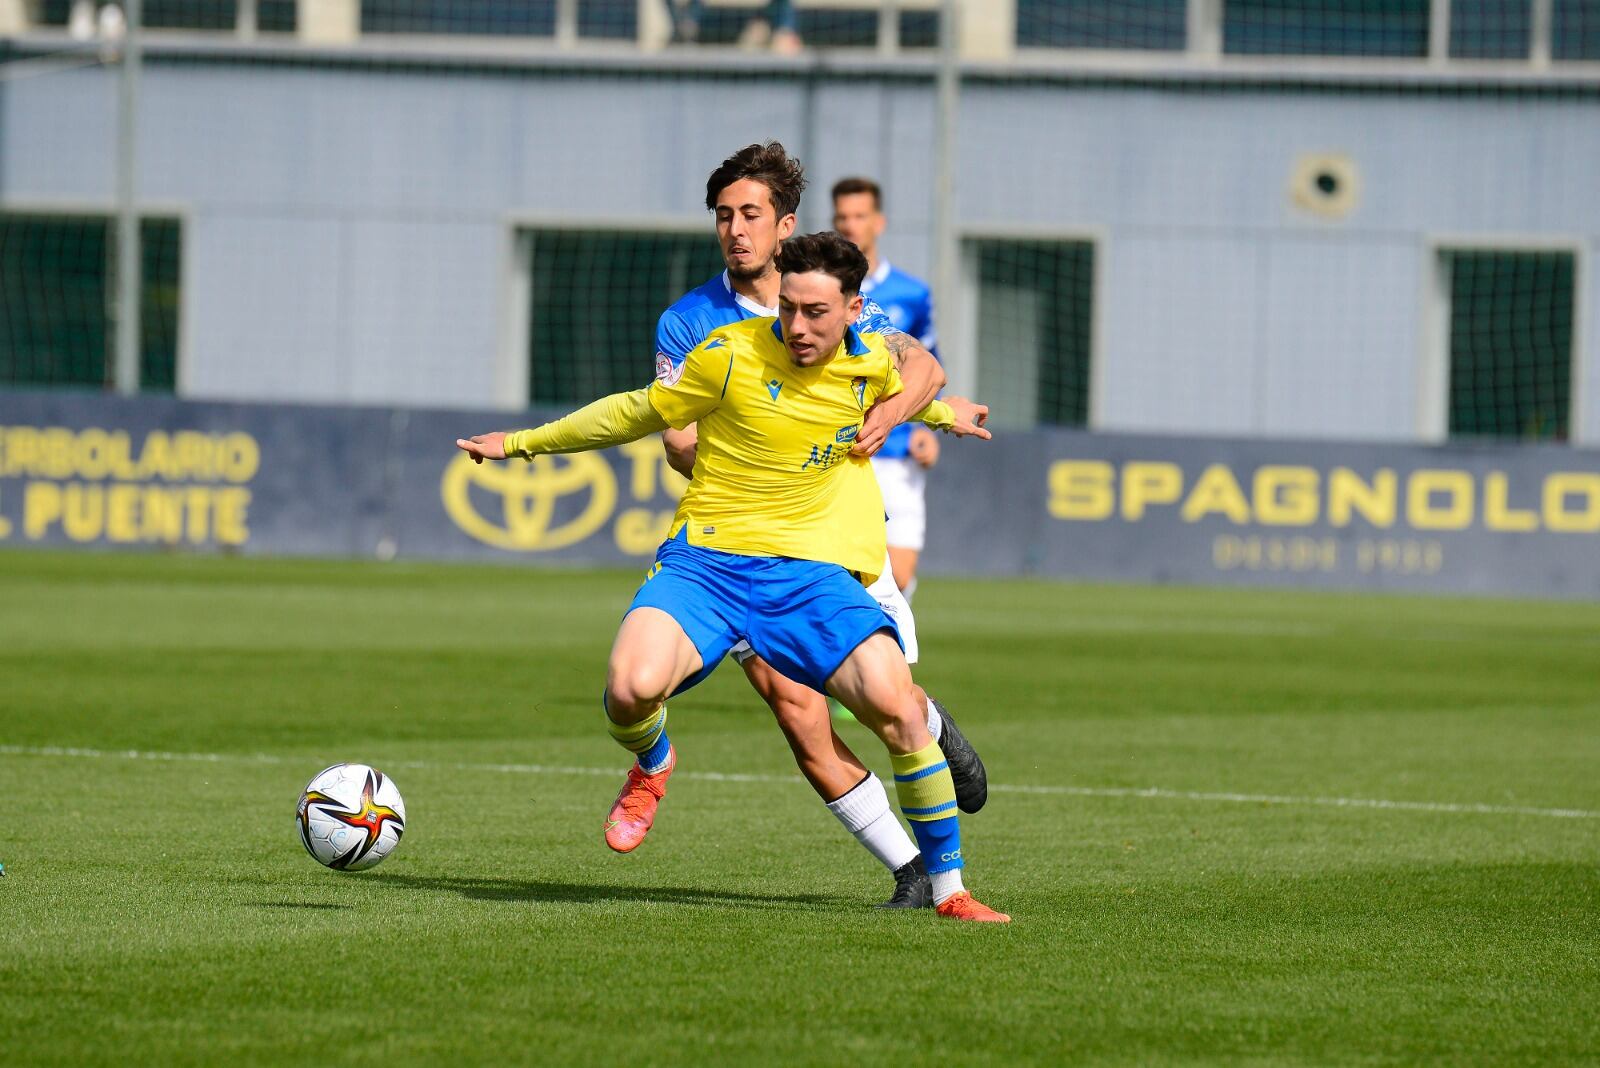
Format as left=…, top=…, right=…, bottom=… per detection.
left=833, top=176, right=939, bottom=601
left=653, top=143, right=989, bottom=909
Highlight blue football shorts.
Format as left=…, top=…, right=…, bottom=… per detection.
left=626, top=528, right=903, bottom=696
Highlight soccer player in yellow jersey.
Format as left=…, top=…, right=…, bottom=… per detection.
left=658, top=143, right=988, bottom=912
left=457, top=232, right=1008, bottom=922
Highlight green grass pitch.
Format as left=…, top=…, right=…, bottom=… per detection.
left=1, top=550, right=1597, bottom=1065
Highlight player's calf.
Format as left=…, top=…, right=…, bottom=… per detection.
left=600, top=608, right=702, bottom=852
left=746, top=653, right=928, bottom=904
left=828, top=633, right=999, bottom=912
left=751, top=660, right=870, bottom=800
left=601, top=697, right=675, bottom=852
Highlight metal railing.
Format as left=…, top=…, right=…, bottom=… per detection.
left=1, top=0, right=1593, bottom=66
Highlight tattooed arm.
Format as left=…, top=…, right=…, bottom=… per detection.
left=852, top=329, right=946, bottom=458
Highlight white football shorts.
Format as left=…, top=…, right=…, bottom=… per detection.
left=730, top=550, right=919, bottom=669
left=869, top=455, right=927, bottom=552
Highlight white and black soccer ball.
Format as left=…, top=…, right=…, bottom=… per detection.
left=296, top=763, right=406, bottom=871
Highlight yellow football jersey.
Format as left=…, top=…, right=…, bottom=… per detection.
left=647, top=316, right=903, bottom=582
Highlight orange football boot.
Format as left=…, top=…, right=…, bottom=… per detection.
left=935, top=891, right=1011, bottom=923
left=603, top=746, right=676, bottom=853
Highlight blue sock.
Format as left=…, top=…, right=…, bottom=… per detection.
left=637, top=731, right=672, bottom=775
left=891, top=744, right=963, bottom=873
left=907, top=814, right=962, bottom=873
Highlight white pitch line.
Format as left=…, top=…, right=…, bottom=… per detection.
left=994, top=782, right=1600, bottom=820
left=2, top=744, right=1597, bottom=821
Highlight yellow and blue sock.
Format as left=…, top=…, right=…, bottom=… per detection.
left=891, top=741, right=964, bottom=900
left=605, top=697, right=672, bottom=774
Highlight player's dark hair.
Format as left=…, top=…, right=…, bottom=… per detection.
left=831, top=176, right=882, bottom=211
left=775, top=232, right=869, bottom=296
left=705, top=142, right=807, bottom=220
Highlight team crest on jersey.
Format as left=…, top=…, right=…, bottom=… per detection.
left=851, top=376, right=868, bottom=409
left=654, top=351, right=685, bottom=387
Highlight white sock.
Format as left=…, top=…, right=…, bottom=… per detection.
left=925, top=695, right=943, bottom=743
left=826, top=774, right=919, bottom=873
left=931, top=869, right=965, bottom=904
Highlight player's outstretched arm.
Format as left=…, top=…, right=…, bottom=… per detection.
left=852, top=332, right=945, bottom=457
left=455, top=387, right=670, bottom=464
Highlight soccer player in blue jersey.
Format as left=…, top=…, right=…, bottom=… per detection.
left=458, top=232, right=1008, bottom=922
left=833, top=176, right=939, bottom=600
left=651, top=143, right=988, bottom=910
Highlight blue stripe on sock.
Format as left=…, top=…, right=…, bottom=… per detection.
left=902, top=800, right=958, bottom=817
left=893, top=761, right=949, bottom=783
left=638, top=731, right=672, bottom=774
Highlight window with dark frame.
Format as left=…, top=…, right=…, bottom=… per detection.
left=1444, top=249, right=1576, bottom=442
left=969, top=238, right=1095, bottom=430
left=525, top=229, right=725, bottom=407
left=0, top=214, right=181, bottom=393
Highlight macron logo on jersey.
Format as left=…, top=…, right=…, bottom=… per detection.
left=766, top=378, right=783, bottom=400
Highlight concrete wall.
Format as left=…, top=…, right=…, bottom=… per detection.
left=3, top=47, right=1598, bottom=442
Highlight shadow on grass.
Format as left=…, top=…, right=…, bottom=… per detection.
left=372, top=872, right=841, bottom=912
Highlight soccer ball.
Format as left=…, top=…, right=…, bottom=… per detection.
left=295, top=763, right=406, bottom=871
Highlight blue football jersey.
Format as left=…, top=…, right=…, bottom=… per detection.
left=655, top=270, right=902, bottom=379
left=861, top=261, right=938, bottom=459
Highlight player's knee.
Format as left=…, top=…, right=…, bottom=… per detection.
left=855, top=676, right=923, bottom=746
left=877, top=683, right=921, bottom=727
left=606, top=658, right=674, bottom=719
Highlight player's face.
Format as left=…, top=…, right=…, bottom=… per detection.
left=715, top=178, right=797, bottom=281
left=778, top=271, right=865, bottom=367
left=831, top=193, right=883, bottom=260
